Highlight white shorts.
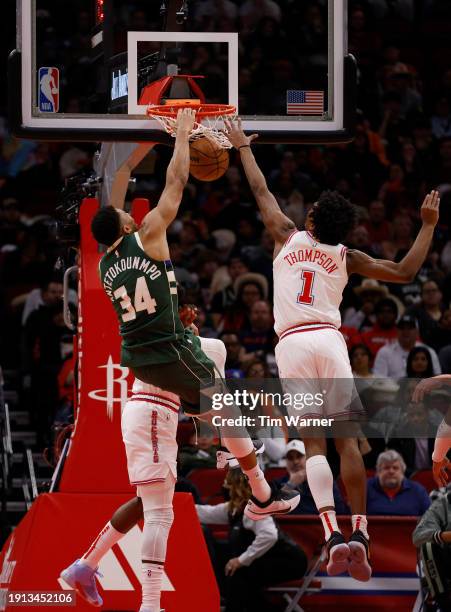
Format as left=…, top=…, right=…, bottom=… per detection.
left=275, top=327, right=361, bottom=420
left=121, top=391, right=179, bottom=487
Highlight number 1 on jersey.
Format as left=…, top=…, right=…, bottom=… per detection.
left=297, top=270, right=315, bottom=305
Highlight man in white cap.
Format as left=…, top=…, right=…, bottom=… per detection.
left=272, top=440, right=348, bottom=516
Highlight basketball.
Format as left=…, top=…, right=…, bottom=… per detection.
left=189, top=137, right=229, bottom=181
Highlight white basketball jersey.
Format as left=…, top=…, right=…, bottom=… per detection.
left=273, top=230, right=348, bottom=336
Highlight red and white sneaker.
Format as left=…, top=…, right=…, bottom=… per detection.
left=244, top=483, right=300, bottom=521
left=348, top=530, right=372, bottom=582
left=325, top=531, right=351, bottom=576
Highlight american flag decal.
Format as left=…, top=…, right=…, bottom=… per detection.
left=286, top=90, right=324, bottom=115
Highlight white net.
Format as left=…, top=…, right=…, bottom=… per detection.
left=148, top=108, right=237, bottom=149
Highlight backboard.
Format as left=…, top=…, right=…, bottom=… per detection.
left=9, top=0, right=356, bottom=144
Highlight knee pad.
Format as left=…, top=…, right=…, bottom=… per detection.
left=138, top=476, right=176, bottom=563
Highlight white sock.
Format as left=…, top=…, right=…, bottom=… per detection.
left=222, top=436, right=271, bottom=502
left=352, top=514, right=369, bottom=539
left=81, top=521, right=123, bottom=569
left=141, top=562, right=164, bottom=612
left=319, top=510, right=339, bottom=540
left=306, top=455, right=337, bottom=539
left=141, top=507, right=173, bottom=612
left=242, top=464, right=272, bottom=503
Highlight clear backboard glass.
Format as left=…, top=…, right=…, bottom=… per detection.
left=10, top=0, right=354, bottom=143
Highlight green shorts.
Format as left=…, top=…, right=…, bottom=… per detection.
left=131, top=329, right=217, bottom=415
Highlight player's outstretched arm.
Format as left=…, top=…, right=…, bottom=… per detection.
left=141, top=108, right=195, bottom=237
left=225, top=118, right=296, bottom=246
left=412, top=374, right=451, bottom=402
left=347, top=190, right=440, bottom=282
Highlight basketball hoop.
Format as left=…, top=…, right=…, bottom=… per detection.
left=147, top=101, right=237, bottom=149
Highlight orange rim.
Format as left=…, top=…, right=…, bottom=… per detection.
left=147, top=103, right=236, bottom=119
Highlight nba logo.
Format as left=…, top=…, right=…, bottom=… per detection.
left=38, top=67, right=59, bottom=112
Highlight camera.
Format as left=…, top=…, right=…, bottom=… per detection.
left=55, top=172, right=102, bottom=246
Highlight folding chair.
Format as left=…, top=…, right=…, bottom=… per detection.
left=266, top=546, right=326, bottom=612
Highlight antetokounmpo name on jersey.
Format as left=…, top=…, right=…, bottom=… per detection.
left=103, top=256, right=162, bottom=298
left=283, top=248, right=338, bottom=274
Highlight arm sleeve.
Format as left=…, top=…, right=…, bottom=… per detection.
left=195, top=503, right=229, bottom=525
left=412, top=498, right=446, bottom=547
left=238, top=517, right=278, bottom=566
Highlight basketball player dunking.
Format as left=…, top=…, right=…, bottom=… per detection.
left=225, top=118, right=441, bottom=581
left=61, top=330, right=228, bottom=612
left=90, top=109, right=299, bottom=522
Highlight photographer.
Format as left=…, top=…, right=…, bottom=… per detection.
left=412, top=487, right=451, bottom=610
left=196, top=468, right=307, bottom=612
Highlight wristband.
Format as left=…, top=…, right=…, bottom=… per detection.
left=238, top=144, right=251, bottom=150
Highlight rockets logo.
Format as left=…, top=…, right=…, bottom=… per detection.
left=38, top=67, right=60, bottom=113
left=88, top=356, right=131, bottom=420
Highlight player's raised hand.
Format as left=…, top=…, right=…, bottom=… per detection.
left=176, top=107, right=196, bottom=135
left=412, top=376, right=443, bottom=402
left=433, top=457, right=451, bottom=488
left=224, top=117, right=258, bottom=149
left=420, top=190, right=440, bottom=227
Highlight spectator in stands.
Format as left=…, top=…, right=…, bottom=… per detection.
left=429, top=309, right=451, bottom=354
left=239, top=0, right=282, bottom=30
left=23, top=301, right=73, bottom=447
left=406, top=280, right=444, bottom=346
left=363, top=200, right=393, bottom=254
left=210, top=255, right=250, bottom=329
left=340, top=324, right=362, bottom=349
left=241, top=229, right=274, bottom=281
left=373, top=315, right=442, bottom=377
left=349, top=344, right=374, bottom=378
left=440, top=346, right=451, bottom=375
left=239, top=300, right=275, bottom=359
left=21, top=277, right=76, bottom=325
left=194, top=305, right=217, bottom=339
left=412, top=486, right=451, bottom=610
left=359, top=297, right=399, bottom=358
left=406, top=346, right=434, bottom=379
left=367, top=450, right=431, bottom=515
left=343, top=279, right=389, bottom=332
left=196, top=468, right=307, bottom=612
left=272, top=440, right=349, bottom=515
left=387, top=402, right=436, bottom=473
left=0, top=197, right=26, bottom=246
left=179, top=424, right=219, bottom=477
left=220, top=333, right=246, bottom=379
left=222, top=274, right=268, bottom=333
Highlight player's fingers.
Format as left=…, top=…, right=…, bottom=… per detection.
left=238, top=117, right=242, bottom=129
left=422, top=193, right=431, bottom=208
left=249, top=134, right=259, bottom=142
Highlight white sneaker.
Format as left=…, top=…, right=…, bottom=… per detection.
left=244, top=483, right=300, bottom=521
left=216, top=440, right=265, bottom=469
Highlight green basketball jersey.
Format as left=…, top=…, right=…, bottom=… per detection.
left=99, top=232, right=184, bottom=367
